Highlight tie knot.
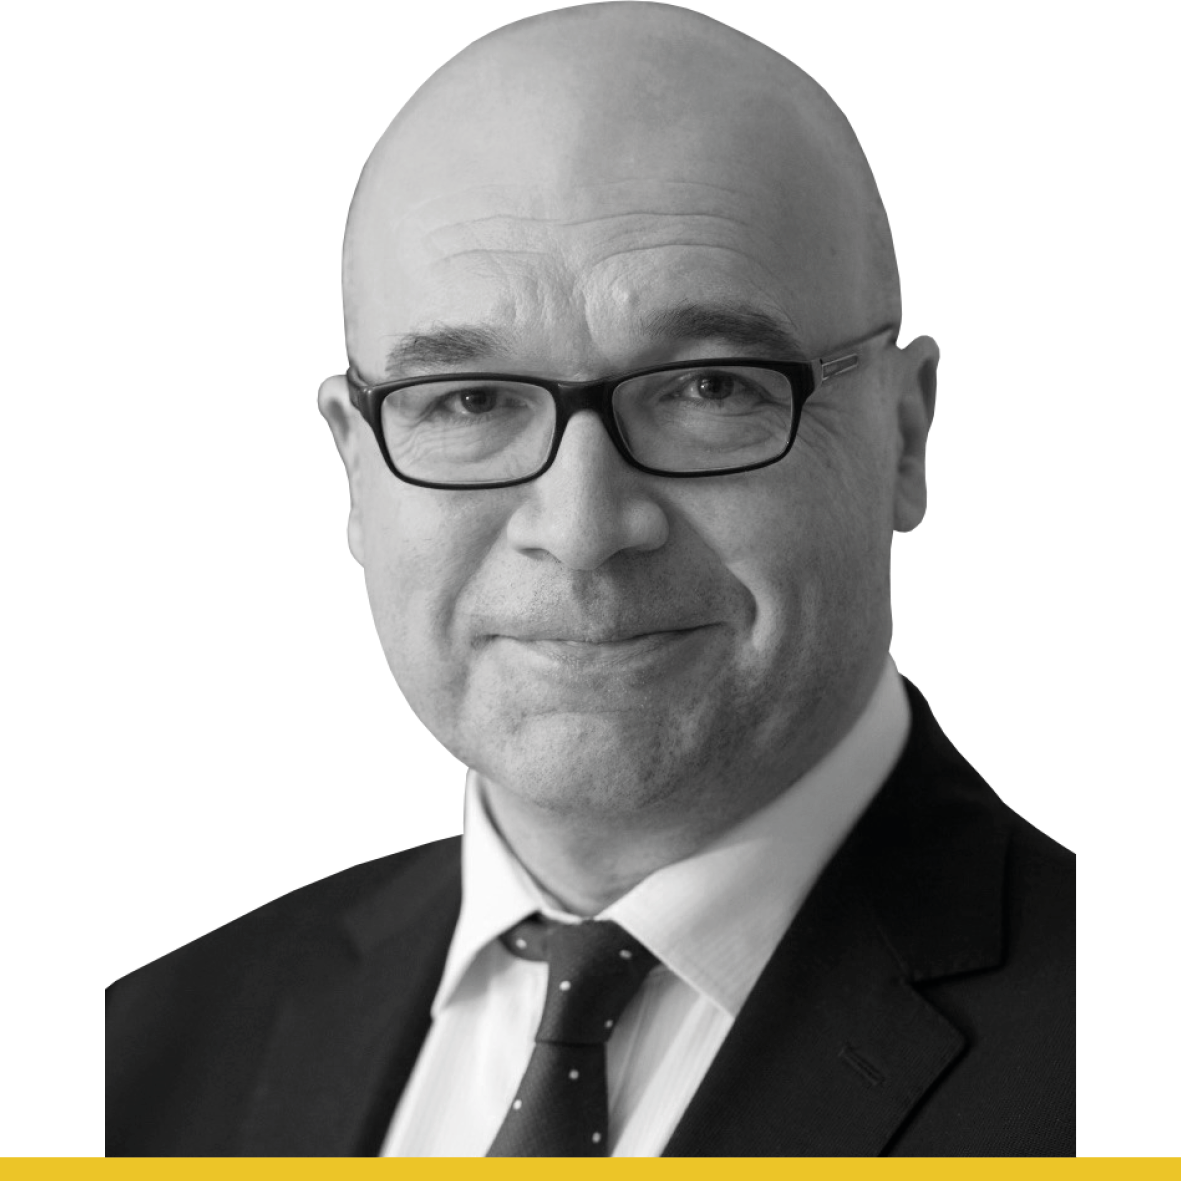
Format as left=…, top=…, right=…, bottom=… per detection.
left=500, top=915, right=658, bottom=1045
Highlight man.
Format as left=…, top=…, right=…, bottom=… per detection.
left=106, top=1, right=1074, bottom=1157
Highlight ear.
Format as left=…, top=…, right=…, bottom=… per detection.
left=891, top=335, right=938, bottom=533
left=317, top=375, right=366, bottom=566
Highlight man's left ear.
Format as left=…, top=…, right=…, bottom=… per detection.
left=891, top=335, right=938, bottom=532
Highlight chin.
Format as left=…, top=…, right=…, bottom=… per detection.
left=473, top=711, right=703, bottom=819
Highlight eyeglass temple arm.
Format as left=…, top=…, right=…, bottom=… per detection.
left=345, top=367, right=367, bottom=408
left=818, top=352, right=860, bottom=384
left=815, top=324, right=898, bottom=386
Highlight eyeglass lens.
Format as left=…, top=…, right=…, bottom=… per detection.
left=379, top=366, right=797, bottom=484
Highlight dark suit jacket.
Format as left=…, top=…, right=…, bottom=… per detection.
left=106, top=682, right=1075, bottom=1156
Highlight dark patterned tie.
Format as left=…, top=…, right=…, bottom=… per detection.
left=486, top=914, right=658, bottom=1157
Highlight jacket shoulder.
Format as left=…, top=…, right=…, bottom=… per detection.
left=108, top=836, right=461, bottom=1001
left=106, top=835, right=461, bottom=1153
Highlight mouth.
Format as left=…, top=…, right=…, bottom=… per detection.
left=514, top=627, right=698, bottom=644
left=493, top=626, right=714, bottom=670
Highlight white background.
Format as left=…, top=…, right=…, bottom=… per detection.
left=2, top=0, right=1177, bottom=1158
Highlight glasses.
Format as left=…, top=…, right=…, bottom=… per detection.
left=346, top=325, right=896, bottom=489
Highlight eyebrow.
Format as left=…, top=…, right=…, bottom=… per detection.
left=641, top=302, right=807, bottom=360
left=385, top=325, right=509, bottom=377
left=383, top=301, right=807, bottom=378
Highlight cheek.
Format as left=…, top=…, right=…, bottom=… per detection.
left=360, top=485, right=498, bottom=712
left=784, top=431, right=895, bottom=655
left=682, top=445, right=892, bottom=664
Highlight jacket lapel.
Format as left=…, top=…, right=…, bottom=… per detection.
left=665, top=683, right=1009, bottom=1157
left=237, top=841, right=462, bottom=1156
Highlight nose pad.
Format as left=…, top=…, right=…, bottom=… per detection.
left=505, top=410, right=669, bottom=569
left=550, top=382, right=624, bottom=462
left=549, top=407, right=629, bottom=486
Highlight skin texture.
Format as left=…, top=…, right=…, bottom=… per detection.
left=320, top=2, right=938, bottom=913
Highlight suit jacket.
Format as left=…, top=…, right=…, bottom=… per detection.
left=106, top=682, right=1075, bottom=1156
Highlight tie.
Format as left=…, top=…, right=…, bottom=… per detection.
left=486, top=914, right=658, bottom=1157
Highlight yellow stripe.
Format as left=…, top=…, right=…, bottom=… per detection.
left=2, top=1161, right=1177, bottom=1177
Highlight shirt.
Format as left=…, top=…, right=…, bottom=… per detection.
left=382, top=657, right=911, bottom=1156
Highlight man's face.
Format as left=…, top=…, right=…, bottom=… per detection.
left=326, top=24, right=932, bottom=837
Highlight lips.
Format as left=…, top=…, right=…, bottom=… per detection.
left=487, top=626, right=718, bottom=679
left=504, top=626, right=702, bottom=644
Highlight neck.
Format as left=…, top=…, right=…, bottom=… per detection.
left=482, top=796, right=725, bottom=916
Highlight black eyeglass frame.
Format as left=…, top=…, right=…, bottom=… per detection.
left=345, top=324, right=897, bottom=489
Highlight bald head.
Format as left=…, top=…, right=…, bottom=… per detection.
left=342, top=2, right=899, bottom=368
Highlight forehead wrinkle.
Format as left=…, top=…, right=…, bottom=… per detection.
left=585, top=241, right=772, bottom=265
left=424, top=239, right=774, bottom=275
left=420, top=205, right=763, bottom=238
left=415, top=238, right=798, bottom=349
left=396, top=179, right=772, bottom=245
left=418, top=210, right=775, bottom=276
left=391, top=179, right=770, bottom=231
left=443, top=209, right=758, bottom=231
left=580, top=241, right=794, bottom=315
left=436, top=249, right=554, bottom=263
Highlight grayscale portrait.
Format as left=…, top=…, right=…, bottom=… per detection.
left=105, top=1, right=1075, bottom=1156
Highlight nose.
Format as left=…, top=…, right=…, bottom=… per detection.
left=505, top=410, right=669, bottom=570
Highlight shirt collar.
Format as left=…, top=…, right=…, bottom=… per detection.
left=433, top=657, right=910, bottom=1019
left=429, top=770, right=549, bottom=1017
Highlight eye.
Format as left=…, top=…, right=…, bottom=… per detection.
left=683, top=373, right=744, bottom=402
left=446, top=386, right=510, bottom=415
left=657, top=369, right=770, bottom=411
left=385, top=379, right=551, bottom=433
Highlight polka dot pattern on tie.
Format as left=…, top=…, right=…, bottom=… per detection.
left=486, top=915, right=658, bottom=1157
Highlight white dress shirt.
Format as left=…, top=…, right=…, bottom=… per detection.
left=382, top=658, right=910, bottom=1157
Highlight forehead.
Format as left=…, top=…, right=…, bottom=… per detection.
left=341, top=0, right=905, bottom=377
left=344, top=23, right=878, bottom=378
left=349, top=174, right=860, bottom=378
